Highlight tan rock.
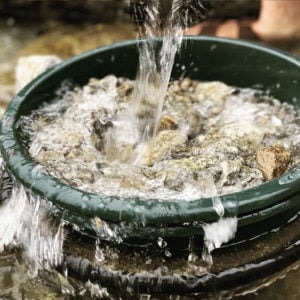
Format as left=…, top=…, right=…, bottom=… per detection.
left=157, top=115, right=178, bottom=132
left=144, top=130, right=187, bottom=166
left=256, top=144, right=291, bottom=181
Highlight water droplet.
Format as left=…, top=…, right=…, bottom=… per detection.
left=157, top=237, right=167, bottom=248
left=81, top=194, right=90, bottom=202
left=95, top=239, right=105, bottom=264
left=164, top=249, right=172, bottom=257
left=92, top=217, right=122, bottom=243
left=7, top=148, right=16, bottom=158
left=279, top=167, right=300, bottom=185
left=212, top=197, right=224, bottom=217
left=145, top=258, right=152, bottom=265
left=139, top=294, right=151, bottom=300
left=2, top=115, right=13, bottom=127
left=31, top=165, right=46, bottom=179
left=188, top=252, right=198, bottom=262
left=210, top=44, right=217, bottom=51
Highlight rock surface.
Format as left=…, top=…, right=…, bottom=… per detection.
left=256, top=144, right=291, bottom=181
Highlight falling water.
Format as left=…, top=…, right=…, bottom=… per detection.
left=105, top=0, right=185, bottom=161
left=0, top=156, right=65, bottom=297
left=132, top=0, right=184, bottom=139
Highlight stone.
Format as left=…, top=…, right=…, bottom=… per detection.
left=157, top=115, right=178, bottom=132
left=219, top=159, right=243, bottom=186
left=162, top=157, right=203, bottom=191
left=180, top=77, right=193, bottom=91
left=91, top=108, right=113, bottom=151
left=184, top=110, right=203, bottom=138
left=15, top=55, right=62, bottom=93
left=256, top=144, right=291, bottom=181
left=117, top=80, right=134, bottom=99
left=195, top=81, right=233, bottom=117
left=144, top=130, right=188, bottom=166
left=220, top=122, right=264, bottom=153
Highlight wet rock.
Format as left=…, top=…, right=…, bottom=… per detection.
left=144, top=130, right=187, bottom=166
left=36, top=150, right=65, bottom=162
left=60, top=165, right=95, bottom=185
left=15, top=55, right=62, bottom=92
left=220, top=122, right=264, bottom=153
left=180, top=77, right=193, bottom=91
left=21, top=76, right=299, bottom=200
left=57, top=132, right=83, bottom=149
left=162, top=158, right=201, bottom=191
left=157, top=114, right=178, bottom=132
left=195, top=81, right=233, bottom=116
left=185, top=110, right=203, bottom=138
left=117, top=80, right=134, bottom=99
left=219, top=159, right=243, bottom=186
left=256, top=144, right=291, bottom=181
left=91, top=108, right=113, bottom=151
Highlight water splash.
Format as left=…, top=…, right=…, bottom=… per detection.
left=0, top=156, right=64, bottom=278
left=84, top=280, right=109, bottom=298
left=202, top=217, right=238, bottom=266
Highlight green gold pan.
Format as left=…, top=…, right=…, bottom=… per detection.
left=0, top=37, right=299, bottom=240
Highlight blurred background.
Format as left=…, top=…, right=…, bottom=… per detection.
left=1, top=0, right=300, bottom=114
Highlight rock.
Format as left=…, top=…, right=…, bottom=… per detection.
left=221, top=122, right=264, bottom=153
left=15, top=55, right=62, bottom=92
left=219, top=159, right=243, bottom=186
left=162, top=158, right=202, bottom=191
left=60, top=164, right=95, bottom=185
left=157, top=115, right=178, bottom=132
left=180, top=77, right=193, bottom=91
left=195, top=81, right=232, bottom=117
left=117, top=80, right=134, bottom=99
left=184, top=110, right=203, bottom=138
left=256, top=144, right=291, bottom=181
left=91, top=108, right=113, bottom=151
left=144, top=130, right=187, bottom=166
left=56, top=132, right=83, bottom=148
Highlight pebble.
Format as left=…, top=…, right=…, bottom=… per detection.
left=157, top=115, right=178, bottom=132
left=256, top=144, right=291, bottom=181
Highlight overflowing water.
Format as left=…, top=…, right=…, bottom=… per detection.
left=0, top=158, right=65, bottom=297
